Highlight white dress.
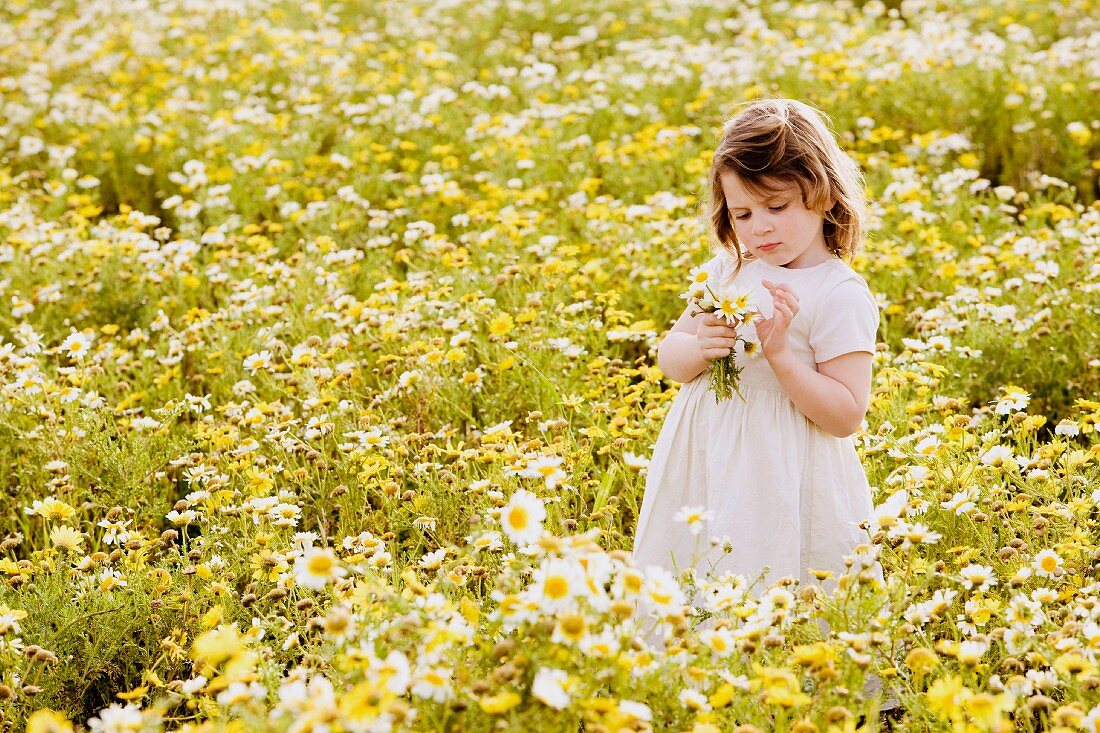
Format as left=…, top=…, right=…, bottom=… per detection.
left=632, top=251, right=881, bottom=594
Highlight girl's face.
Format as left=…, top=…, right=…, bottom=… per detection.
left=720, top=171, right=831, bottom=269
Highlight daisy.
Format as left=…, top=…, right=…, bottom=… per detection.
left=1031, top=586, right=1058, bottom=604
left=50, top=525, right=84, bottom=552
left=97, top=567, right=127, bottom=594
left=958, top=639, right=989, bottom=666
left=529, top=558, right=585, bottom=612
left=678, top=688, right=711, bottom=712
left=914, top=435, right=941, bottom=455
left=411, top=667, right=453, bottom=703
left=959, top=564, right=997, bottom=592
left=618, top=700, right=652, bottom=722
left=268, top=503, right=301, bottom=528
left=25, top=498, right=77, bottom=521
left=165, top=509, right=197, bottom=525
left=714, top=288, right=753, bottom=324
left=468, top=531, right=504, bottom=552
left=1006, top=594, right=1044, bottom=627
left=275, top=672, right=337, bottom=717
left=699, top=575, right=749, bottom=613
left=941, top=486, right=978, bottom=515
left=1003, top=627, right=1030, bottom=655
left=88, top=704, right=144, bottom=733
left=622, top=451, right=649, bottom=471
left=531, top=667, right=571, bottom=710
left=0, top=604, right=28, bottom=635
left=242, top=350, right=273, bottom=374
left=640, top=565, right=686, bottom=616
left=1054, top=419, right=1080, bottom=437
left=994, top=387, right=1030, bottom=415
left=699, top=626, right=736, bottom=657
left=419, top=549, right=447, bottom=570
left=552, top=612, right=589, bottom=645
left=217, top=681, right=267, bottom=707
left=293, top=547, right=347, bottom=590
left=579, top=629, right=621, bottom=658
left=687, top=265, right=711, bottom=287
left=873, top=490, right=908, bottom=530
left=684, top=280, right=710, bottom=305
left=981, top=445, right=1015, bottom=467
left=1031, top=549, right=1063, bottom=578
left=673, top=505, right=714, bottom=536
left=1083, top=705, right=1100, bottom=733
left=498, top=490, right=546, bottom=546
left=60, top=331, right=93, bottom=360
left=764, top=586, right=795, bottom=615
left=523, top=455, right=567, bottom=489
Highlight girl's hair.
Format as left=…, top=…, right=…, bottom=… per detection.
left=707, top=98, right=866, bottom=272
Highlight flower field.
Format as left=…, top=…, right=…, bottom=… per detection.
left=1, top=0, right=1100, bottom=730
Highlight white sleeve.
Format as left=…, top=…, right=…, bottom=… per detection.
left=700, top=251, right=730, bottom=282
left=808, top=278, right=880, bottom=363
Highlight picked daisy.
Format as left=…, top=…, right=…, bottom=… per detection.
left=681, top=267, right=757, bottom=401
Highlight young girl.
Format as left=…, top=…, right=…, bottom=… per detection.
left=632, top=98, right=881, bottom=597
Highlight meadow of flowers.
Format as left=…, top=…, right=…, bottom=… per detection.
left=1, top=0, right=1099, bottom=730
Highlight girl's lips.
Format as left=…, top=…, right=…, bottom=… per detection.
left=758, top=243, right=781, bottom=252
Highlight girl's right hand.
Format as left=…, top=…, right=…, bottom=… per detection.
left=696, top=313, right=739, bottom=361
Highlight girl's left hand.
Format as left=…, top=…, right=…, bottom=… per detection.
left=757, top=279, right=800, bottom=359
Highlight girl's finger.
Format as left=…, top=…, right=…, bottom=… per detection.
left=774, top=293, right=799, bottom=314
left=773, top=286, right=799, bottom=303
left=769, top=283, right=799, bottom=302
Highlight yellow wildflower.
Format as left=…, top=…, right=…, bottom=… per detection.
left=479, top=690, right=521, bottom=714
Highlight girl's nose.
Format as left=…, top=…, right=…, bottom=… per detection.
left=752, top=216, right=774, bottom=236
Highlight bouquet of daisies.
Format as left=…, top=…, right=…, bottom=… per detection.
left=683, top=266, right=759, bottom=401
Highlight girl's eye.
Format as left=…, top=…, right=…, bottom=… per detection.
left=735, top=213, right=750, bottom=220
left=769, top=204, right=788, bottom=212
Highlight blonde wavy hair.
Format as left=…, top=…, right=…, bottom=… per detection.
left=707, top=98, right=866, bottom=272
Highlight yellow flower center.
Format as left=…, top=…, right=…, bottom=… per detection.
left=507, top=506, right=529, bottom=530
left=559, top=613, right=586, bottom=639
left=545, top=575, right=569, bottom=599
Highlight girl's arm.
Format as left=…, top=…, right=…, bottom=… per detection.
left=768, top=350, right=872, bottom=438
left=657, top=305, right=738, bottom=383
left=758, top=279, right=872, bottom=438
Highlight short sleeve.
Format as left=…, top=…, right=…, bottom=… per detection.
left=808, top=277, right=880, bottom=363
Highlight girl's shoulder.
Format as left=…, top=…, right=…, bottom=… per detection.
left=806, top=261, right=880, bottom=361
left=699, top=248, right=738, bottom=282
left=699, top=251, right=871, bottom=297
left=817, top=257, right=871, bottom=291
left=700, top=249, right=764, bottom=287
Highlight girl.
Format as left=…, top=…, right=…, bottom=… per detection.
left=632, top=98, right=882, bottom=597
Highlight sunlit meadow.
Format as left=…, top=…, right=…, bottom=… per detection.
left=0, top=0, right=1099, bottom=731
